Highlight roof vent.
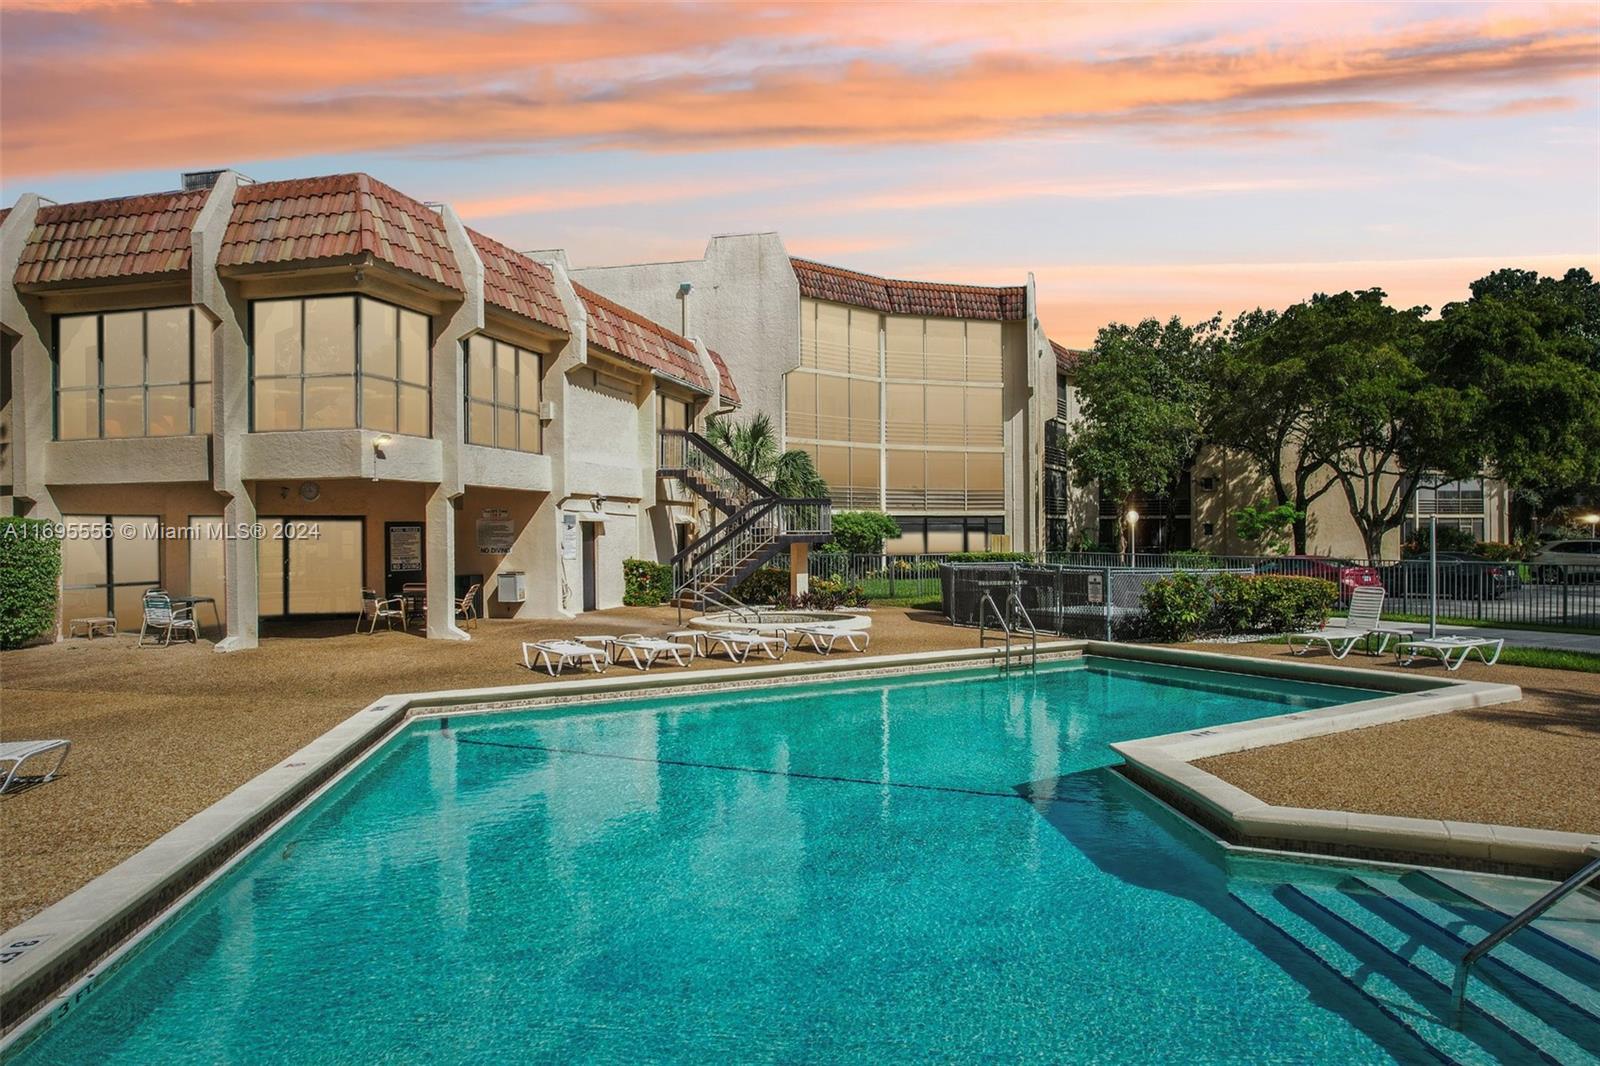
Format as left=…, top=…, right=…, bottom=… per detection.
left=181, top=170, right=227, bottom=191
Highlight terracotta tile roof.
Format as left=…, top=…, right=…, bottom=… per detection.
left=791, top=257, right=1026, bottom=320
left=707, top=348, right=739, bottom=406
left=573, top=282, right=710, bottom=393
left=14, top=189, right=208, bottom=286
left=1051, top=339, right=1086, bottom=374
left=468, top=228, right=568, bottom=333
left=219, top=174, right=460, bottom=289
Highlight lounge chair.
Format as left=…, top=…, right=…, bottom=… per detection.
left=611, top=634, right=696, bottom=670
left=455, top=583, right=481, bottom=630
left=138, top=591, right=198, bottom=647
left=356, top=589, right=407, bottom=634
left=793, top=624, right=871, bottom=654
left=0, top=739, right=70, bottom=794
left=1286, top=587, right=1405, bottom=659
left=700, top=630, right=787, bottom=662
left=1396, top=635, right=1505, bottom=670
left=523, top=640, right=608, bottom=675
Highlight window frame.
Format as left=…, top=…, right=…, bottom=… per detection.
left=463, top=333, right=543, bottom=453
left=52, top=306, right=209, bottom=441
left=58, top=514, right=164, bottom=620
left=247, top=294, right=432, bottom=436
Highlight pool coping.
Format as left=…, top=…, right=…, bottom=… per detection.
left=1096, top=643, right=1598, bottom=879
left=0, top=638, right=1571, bottom=1043
left=0, top=642, right=1079, bottom=1035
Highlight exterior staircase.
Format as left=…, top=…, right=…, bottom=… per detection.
left=1231, top=867, right=1600, bottom=1064
left=657, top=429, right=831, bottom=604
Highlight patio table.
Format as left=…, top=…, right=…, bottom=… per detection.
left=168, top=595, right=220, bottom=632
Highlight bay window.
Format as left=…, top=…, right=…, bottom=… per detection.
left=251, top=296, right=430, bottom=435
left=54, top=307, right=212, bottom=440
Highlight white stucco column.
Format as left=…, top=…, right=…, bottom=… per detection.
left=789, top=541, right=809, bottom=598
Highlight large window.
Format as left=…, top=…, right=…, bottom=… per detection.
left=252, top=296, right=430, bottom=435
left=465, top=335, right=541, bottom=452
left=55, top=308, right=212, bottom=440
left=59, top=516, right=162, bottom=628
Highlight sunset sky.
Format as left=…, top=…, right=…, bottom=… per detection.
left=2, top=0, right=1597, bottom=345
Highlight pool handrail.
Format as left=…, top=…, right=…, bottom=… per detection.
left=1450, top=842, right=1600, bottom=1024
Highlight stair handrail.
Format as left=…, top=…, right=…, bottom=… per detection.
left=672, top=497, right=781, bottom=572
left=658, top=430, right=774, bottom=505
left=1450, top=842, right=1600, bottom=1023
left=1005, top=589, right=1039, bottom=669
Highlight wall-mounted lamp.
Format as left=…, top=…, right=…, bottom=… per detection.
left=372, top=435, right=392, bottom=482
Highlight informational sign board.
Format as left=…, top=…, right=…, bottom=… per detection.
left=476, top=508, right=515, bottom=556
left=1086, top=573, right=1104, bottom=605
left=387, top=524, right=423, bottom=572
left=560, top=513, right=579, bottom=560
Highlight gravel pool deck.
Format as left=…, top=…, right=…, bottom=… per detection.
left=1186, top=642, right=1599, bottom=838
left=0, top=605, right=976, bottom=931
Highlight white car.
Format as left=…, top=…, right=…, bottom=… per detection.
left=1529, top=539, right=1600, bottom=582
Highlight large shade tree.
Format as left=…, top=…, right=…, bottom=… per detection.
left=1065, top=315, right=1216, bottom=550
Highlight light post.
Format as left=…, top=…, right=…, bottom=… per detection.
left=1126, top=509, right=1140, bottom=567
left=1584, top=513, right=1599, bottom=539
left=1428, top=514, right=1438, bottom=639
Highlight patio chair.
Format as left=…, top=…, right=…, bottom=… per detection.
left=1286, top=587, right=1401, bottom=659
left=0, top=739, right=71, bottom=794
left=700, top=630, right=788, bottom=663
left=138, top=591, right=198, bottom=647
left=522, top=640, right=608, bottom=676
left=793, top=624, right=871, bottom=655
left=356, top=588, right=407, bottom=634
left=456, top=583, right=481, bottom=630
left=611, top=634, right=696, bottom=670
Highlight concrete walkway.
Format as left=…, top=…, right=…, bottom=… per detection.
left=1430, top=623, right=1600, bottom=653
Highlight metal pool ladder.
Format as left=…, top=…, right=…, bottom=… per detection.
left=1450, top=842, right=1600, bottom=1024
left=977, top=586, right=1038, bottom=672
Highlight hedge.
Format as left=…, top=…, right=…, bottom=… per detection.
left=1138, top=572, right=1335, bottom=642
left=945, top=551, right=1034, bottom=563
left=732, top=567, right=869, bottom=609
left=733, top=567, right=789, bottom=605
left=622, top=558, right=673, bottom=607
left=0, top=517, right=62, bottom=649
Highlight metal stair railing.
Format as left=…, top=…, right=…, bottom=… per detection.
left=1450, top=843, right=1600, bottom=1024
left=975, top=571, right=1039, bottom=672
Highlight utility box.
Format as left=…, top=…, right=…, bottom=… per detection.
left=496, top=570, right=527, bottom=604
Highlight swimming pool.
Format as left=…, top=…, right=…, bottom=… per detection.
left=7, top=657, right=1594, bottom=1063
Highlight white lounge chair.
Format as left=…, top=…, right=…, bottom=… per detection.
left=1396, top=636, right=1504, bottom=670
left=793, top=624, right=871, bottom=654
left=138, top=591, right=198, bottom=647
left=522, top=640, right=608, bottom=675
left=611, top=634, right=696, bottom=670
left=700, top=630, right=788, bottom=662
left=1286, top=587, right=1405, bottom=659
left=0, top=739, right=70, bottom=793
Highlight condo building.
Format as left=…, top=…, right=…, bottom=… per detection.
left=0, top=171, right=747, bottom=648
left=572, top=235, right=1057, bottom=555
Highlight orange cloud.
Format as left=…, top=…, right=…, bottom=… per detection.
left=1, top=1, right=1596, bottom=180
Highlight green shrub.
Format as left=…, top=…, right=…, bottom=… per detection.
left=0, top=517, right=62, bottom=649
left=793, top=576, right=868, bottom=610
left=1137, top=572, right=1335, bottom=641
left=733, top=567, right=790, bottom=605
left=945, top=551, right=1035, bottom=563
left=1473, top=541, right=1524, bottom=562
left=825, top=511, right=901, bottom=554
left=622, top=558, right=673, bottom=607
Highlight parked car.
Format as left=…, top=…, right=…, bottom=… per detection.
left=1382, top=552, right=1509, bottom=600
left=1254, top=556, right=1382, bottom=602
left=1529, top=540, right=1600, bottom=583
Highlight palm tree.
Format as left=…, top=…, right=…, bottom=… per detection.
left=706, top=413, right=828, bottom=498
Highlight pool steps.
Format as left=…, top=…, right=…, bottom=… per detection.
left=1232, top=874, right=1600, bottom=1064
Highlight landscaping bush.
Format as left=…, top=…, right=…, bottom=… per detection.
left=733, top=567, right=789, bottom=605
left=1402, top=525, right=1478, bottom=557
left=1137, top=572, right=1335, bottom=642
left=792, top=576, right=868, bottom=610
left=824, top=511, right=901, bottom=554
left=0, top=517, right=62, bottom=648
left=622, top=558, right=673, bottom=607
left=1473, top=541, right=1524, bottom=562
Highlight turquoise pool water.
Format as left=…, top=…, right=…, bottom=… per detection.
left=10, top=657, right=1411, bottom=1063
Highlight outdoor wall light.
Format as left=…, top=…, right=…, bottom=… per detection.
left=372, top=435, right=392, bottom=482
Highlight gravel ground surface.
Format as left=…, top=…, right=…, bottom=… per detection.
left=1188, top=642, right=1600, bottom=837
left=0, top=605, right=975, bottom=931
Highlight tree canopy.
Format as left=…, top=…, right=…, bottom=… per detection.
left=705, top=412, right=829, bottom=499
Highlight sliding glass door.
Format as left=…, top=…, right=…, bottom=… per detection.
left=257, top=518, right=364, bottom=617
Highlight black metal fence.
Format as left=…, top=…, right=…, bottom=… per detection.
left=808, top=551, right=1600, bottom=631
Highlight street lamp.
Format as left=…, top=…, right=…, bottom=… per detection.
left=1126, top=508, right=1140, bottom=566
left=1584, top=513, right=1599, bottom=539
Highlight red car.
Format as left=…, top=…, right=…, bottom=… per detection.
left=1255, top=556, right=1382, bottom=602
